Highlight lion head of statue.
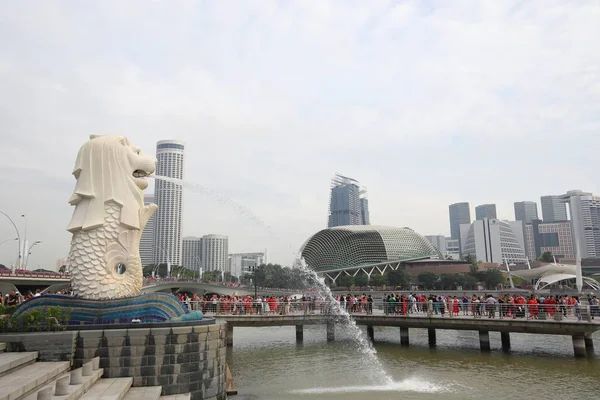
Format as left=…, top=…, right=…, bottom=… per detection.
left=67, top=135, right=156, bottom=232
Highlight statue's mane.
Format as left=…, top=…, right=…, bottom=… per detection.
left=67, top=135, right=144, bottom=232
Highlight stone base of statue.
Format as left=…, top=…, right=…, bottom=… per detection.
left=12, top=292, right=203, bottom=324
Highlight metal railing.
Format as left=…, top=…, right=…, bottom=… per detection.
left=183, top=299, right=600, bottom=321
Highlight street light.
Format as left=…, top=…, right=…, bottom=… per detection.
left=0, top=211, right=22, bottom=272
left=24, top=241, right=42, bottom=269
left=21, top=215, right=27, bottom=269
left=0, top=238, right=18, bottom=247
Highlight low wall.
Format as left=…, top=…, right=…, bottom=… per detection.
left=0, top=322, right=227, bottom=400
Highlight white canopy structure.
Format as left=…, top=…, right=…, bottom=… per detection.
left=511, top=263, right=600, bottom=291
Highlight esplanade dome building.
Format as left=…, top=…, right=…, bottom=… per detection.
left=300, top=225, right=441, bottom=272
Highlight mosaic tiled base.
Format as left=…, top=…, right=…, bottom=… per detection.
left=12, top=292, right=203, bottom=324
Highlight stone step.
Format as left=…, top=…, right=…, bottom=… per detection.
left=123, top=387, right=162, bottom=400
left=21, top=367, right=104, bottom=400
left=0, top=352, right=38, bottom=378
left=158, top=395, right=190, bottom=400
left=0, top=343, right=6, bottom=353
left=0, top=361, right=69, bottom=400
left=79, top=378, right=133, bottom=400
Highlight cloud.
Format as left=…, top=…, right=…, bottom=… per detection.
left=0, top=0, right=599, bottom=269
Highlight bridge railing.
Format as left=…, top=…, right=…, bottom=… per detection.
left=185, top=300, right=599, bottom=321
left=0, top=270, right=71, bottom=279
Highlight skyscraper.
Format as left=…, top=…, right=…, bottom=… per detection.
left=327, top=174, right=370, bottom=227
left=360, top=197, right=370, bottom=225
left=424, top=235, right=447, bottom=252
left=140, top=194, right=156, bottom=266
left=201, top=234, right=229, bottom=273
left=448, top=202, right=470, bottom=240
left=182, top=236, right=202, bottom=271
left=541, top=195, right=568, bottom=222
left=460, top=219, right=527, bottom=264
left=559, top=190, right=600, bottom=259
left=524, top=220, right=574, bottom=261
left=514, top=201, right=539, bottom=224
left=153, top=140, right=185, bottom=266
left=229, top=252, right=266, bottom=277
left=475, top=204, right=497, bottom=220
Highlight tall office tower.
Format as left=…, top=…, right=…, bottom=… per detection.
left=448, top=202, right=471, bottom=241
left=228, top=252, right=267, bottom=277
left=424, top=235, right=447, bottom=252
left=444, top=238, right=460, bottom=259
left=140, top=194, right=156, bottom=266
left=182, top=236, right=203, bottom=271
left=514, top=201, right=539, bottom=224
left=460, top=219, right=527, bottom=264
left=559, top=190, right=600, bottom=258
left=327, top=174, right=369, bottom=228
left=153, top=140, right=185, bottom=266
left=541, top=195, right=568, bottom=222
left=524, top=220, right=574, bottom=261
left=360, top=197, right=370, bottom=225
left=201, top=234, right=229, bottom=273
left=475, top=204, right=497, bottom=220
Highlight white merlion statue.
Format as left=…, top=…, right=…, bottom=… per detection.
left=66, top=135, right=157, bottom=299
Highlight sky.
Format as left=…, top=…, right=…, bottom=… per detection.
left=1, top=0, right=599, bottom=269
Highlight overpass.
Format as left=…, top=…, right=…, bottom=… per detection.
left=0, top=271, right=70, bottom=294
left=141, top=281, right=253, bottom=296
left=141, top=281, right=297, bottom=296
left=0, top=274, right=292, bottom=296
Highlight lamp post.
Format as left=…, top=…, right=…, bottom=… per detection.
left=0, top=238, right=18, bottom=247
left=0, top=212, right=22, bottom=272
left=24, top=241, right=42, bottom=269
left=21, top=215, right=27, bottom=269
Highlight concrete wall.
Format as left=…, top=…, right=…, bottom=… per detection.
left=0, top=331, right=77, bottom=361
left=0, top=323, right=227, bottom=400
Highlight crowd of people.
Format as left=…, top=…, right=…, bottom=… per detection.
left=379, top=293, right=599, bottom=320
left=0, top=288, right=73, bottom=307
left=4, top=287, right=598, bottom=322
left=172, top=292, right=600, bottom=321
left=174, top=293, right=328, bottom=315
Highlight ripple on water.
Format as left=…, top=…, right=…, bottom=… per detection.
left=289, top=377, right=456, bottom=395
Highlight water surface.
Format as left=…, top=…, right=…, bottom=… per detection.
left=227, top=325, right=599, bottom=400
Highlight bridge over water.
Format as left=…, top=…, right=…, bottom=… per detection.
left=0, top=273, right=293, bottom=296
left=210, top=308, right=599, bottom=358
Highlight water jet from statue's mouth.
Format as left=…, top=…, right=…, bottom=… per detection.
left=133, top=169, right=148, bottom=178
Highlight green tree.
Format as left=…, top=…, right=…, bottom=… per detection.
left=439, top=273, right=463, bottom=290
left=480, top=269, right=505, bottom=289
left=462, top=254, right=479, bottom=274
left=538, top=251, right=554, bottom=263
left=203, top=270, right=222, bottom=281
left=386, top=269, right=410, bottom=288
left=370, top=273, right=387, bottom=288
left=417, top=271, right=438, bottom=290
left=354, top=273, right=369, bottom=288
left=223, top=272, right=238, bottom=283
left=463, top=274, right=478, bottom=290
left=338, top=275, right=355, bottom=290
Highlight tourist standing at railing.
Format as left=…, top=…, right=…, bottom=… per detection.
left=574, top=296, right=582, bottom=321
left=590, top=296, right=599, bottom=319
left=485, top=295, right=497, bottom=318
